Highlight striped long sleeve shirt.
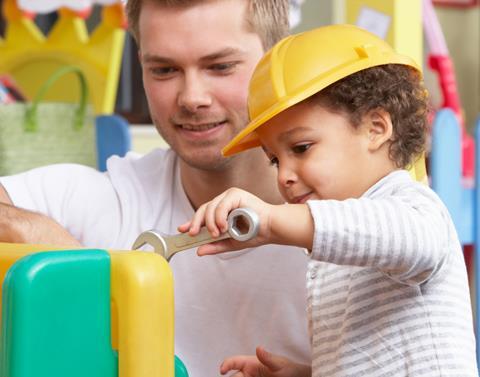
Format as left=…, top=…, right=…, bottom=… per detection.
left=306, top=170, right=477, bottom=377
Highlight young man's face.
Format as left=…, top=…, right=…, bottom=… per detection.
left=138, top=0, right=264, bottom=171
left=257, top=101, right=377, bottom=202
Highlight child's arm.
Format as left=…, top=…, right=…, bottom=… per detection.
left=307, top=187, right=452, bottom=285
left=219, top=347, right=311, bottom=377
left=178, top=188, right=314, bottom=255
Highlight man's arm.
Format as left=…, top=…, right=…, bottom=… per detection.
left=0, top=184, right=81, bottom=246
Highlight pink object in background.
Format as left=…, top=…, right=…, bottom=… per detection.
left=423, top=0, right=474, bottom=179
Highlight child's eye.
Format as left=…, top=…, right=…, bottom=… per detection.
left=292, top=143, right=312, bottom=154
left=269, top=156, right=279, bottom=168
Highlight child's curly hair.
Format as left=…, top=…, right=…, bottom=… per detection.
left=311, top=64, right=429, bottom=169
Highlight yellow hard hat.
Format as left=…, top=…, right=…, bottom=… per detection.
left=222, top=24, right=421, bottom=157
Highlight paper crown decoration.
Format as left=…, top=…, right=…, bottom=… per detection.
left=16, top=0, right=124, bottom=14
left=0, top=0, right=126, bottom=114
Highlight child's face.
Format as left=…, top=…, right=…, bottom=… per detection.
left=256, top=101, right=382, bottom=203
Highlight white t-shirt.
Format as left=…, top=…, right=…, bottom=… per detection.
left=1, top=148, right=311, bottom=376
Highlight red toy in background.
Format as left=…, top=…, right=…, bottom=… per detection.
left=423, top=0, right=476, bottom=279
left=0, top=83, right=14, bottom=104
left=423, top=0, right=475, bottom=181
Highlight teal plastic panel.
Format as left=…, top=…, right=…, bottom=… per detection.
left=0, top=250, right=118, bottom=377
left=175, top=355, right=189, bottom=377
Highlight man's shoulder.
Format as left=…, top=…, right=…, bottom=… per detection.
left=105, top=147, right=183, bottom=209
left=106, top=148, right=177, bottom=179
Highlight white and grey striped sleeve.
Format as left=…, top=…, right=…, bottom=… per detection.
left=306, top=181, right=452, bottom=285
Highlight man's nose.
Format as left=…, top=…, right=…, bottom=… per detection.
left=177, top=72, right=212, bottom=112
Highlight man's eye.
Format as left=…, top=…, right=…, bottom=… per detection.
left=269, top=157, right=279, bottom=168
left=209, top=62, right=238, bottom=74
left=150, top=67, right=177, bottom=77
left=292, top=144, right=311, bottom=154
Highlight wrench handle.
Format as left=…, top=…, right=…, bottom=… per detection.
left=165, top=208, right=259, bottom=260
left=165, top=228, right=231, bottom=260
left=132, top=208, right=260, bottom=262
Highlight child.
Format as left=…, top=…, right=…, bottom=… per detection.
left=179, top=25, right=478, bottom=377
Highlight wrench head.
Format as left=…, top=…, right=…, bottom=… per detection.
left=132, top=230, right=168, bottom=258
left=227, top=207, right=260, bottom=241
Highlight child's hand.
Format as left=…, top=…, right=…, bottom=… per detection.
left=220, top=347, right=311, bottom=377
left=178, top=188, right=274, bottom=255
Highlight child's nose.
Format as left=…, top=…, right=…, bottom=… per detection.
left=277, top=165, right=297, bottom=188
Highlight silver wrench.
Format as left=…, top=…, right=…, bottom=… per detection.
left=132, top=207, right=260, bottom=261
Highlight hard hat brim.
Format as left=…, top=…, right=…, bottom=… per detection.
left=222, top=57, right=419, bottom=157
left=222, top=23, right=423, bottom=158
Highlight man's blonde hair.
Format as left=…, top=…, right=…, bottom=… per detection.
left=126, top=0, right=289, bottom=51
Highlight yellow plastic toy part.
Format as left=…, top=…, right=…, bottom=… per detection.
left=345, top=0, right=423, bottom=71
left=0, top=0, right=126, bottom=114
left=110, top=251, right=174, bottom=377
left=0, top=243, right=174, bottom=377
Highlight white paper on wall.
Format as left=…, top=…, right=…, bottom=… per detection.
left=289, top=0, right=306, bottom=29
left=18, top=0, right=122, bottom=13
left=356, top=6, right=391, bottom=40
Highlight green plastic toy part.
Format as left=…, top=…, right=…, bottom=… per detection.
left=0, top=248, right=189, bottom=377
left=0, top=249, right=118, bottom=377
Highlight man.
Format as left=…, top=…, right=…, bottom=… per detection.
left=0, top=1, right=310, bottom=375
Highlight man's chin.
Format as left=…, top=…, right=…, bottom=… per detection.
left=179, top=153, right=232, bottom=172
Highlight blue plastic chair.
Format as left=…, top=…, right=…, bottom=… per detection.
left=430, top=109, right=474, bottom=244
left=429, top=108, right=480, bottom=366
left=96, top=115, right=132, bottom=172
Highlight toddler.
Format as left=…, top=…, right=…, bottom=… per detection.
left=179, top=24, right=478, bottom=377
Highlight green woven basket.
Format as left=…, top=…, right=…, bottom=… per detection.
left=0, top=66, right=97, bottom=175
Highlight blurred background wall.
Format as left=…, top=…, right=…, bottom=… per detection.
left=0, top=0, right=478, bottom=152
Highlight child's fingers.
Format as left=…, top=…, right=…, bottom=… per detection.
left=188, top=204, right=208, bottom=235
left=220, top=355, right=253, bottom=375
left=255, top=347, right=282, bottom=371
left=197, top=239, right=239, bottom=256
left=196, top=244, right=218, bottom=256
left=177, top=221, right=192, bottom=233
left=203, top=203, right=219, bottom=237
left=215, top=197, right=240, bottom=234
left=225, top=372, right=246, bottom=377
left=211, top=189, right=250, bottom=235
left=203, top=198, right=227, bottom=237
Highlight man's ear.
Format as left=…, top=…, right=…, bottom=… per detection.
left=365, top=109, right=393, bottom=152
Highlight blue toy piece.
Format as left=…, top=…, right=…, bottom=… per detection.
left=474, top=116, right=480, bottom=367
left=96, top=114, right=132, bottom=172
left=430, top=108, right=474, bottom=244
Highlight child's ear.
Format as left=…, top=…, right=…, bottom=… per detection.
left=365, top=109, right=393, bottom=151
